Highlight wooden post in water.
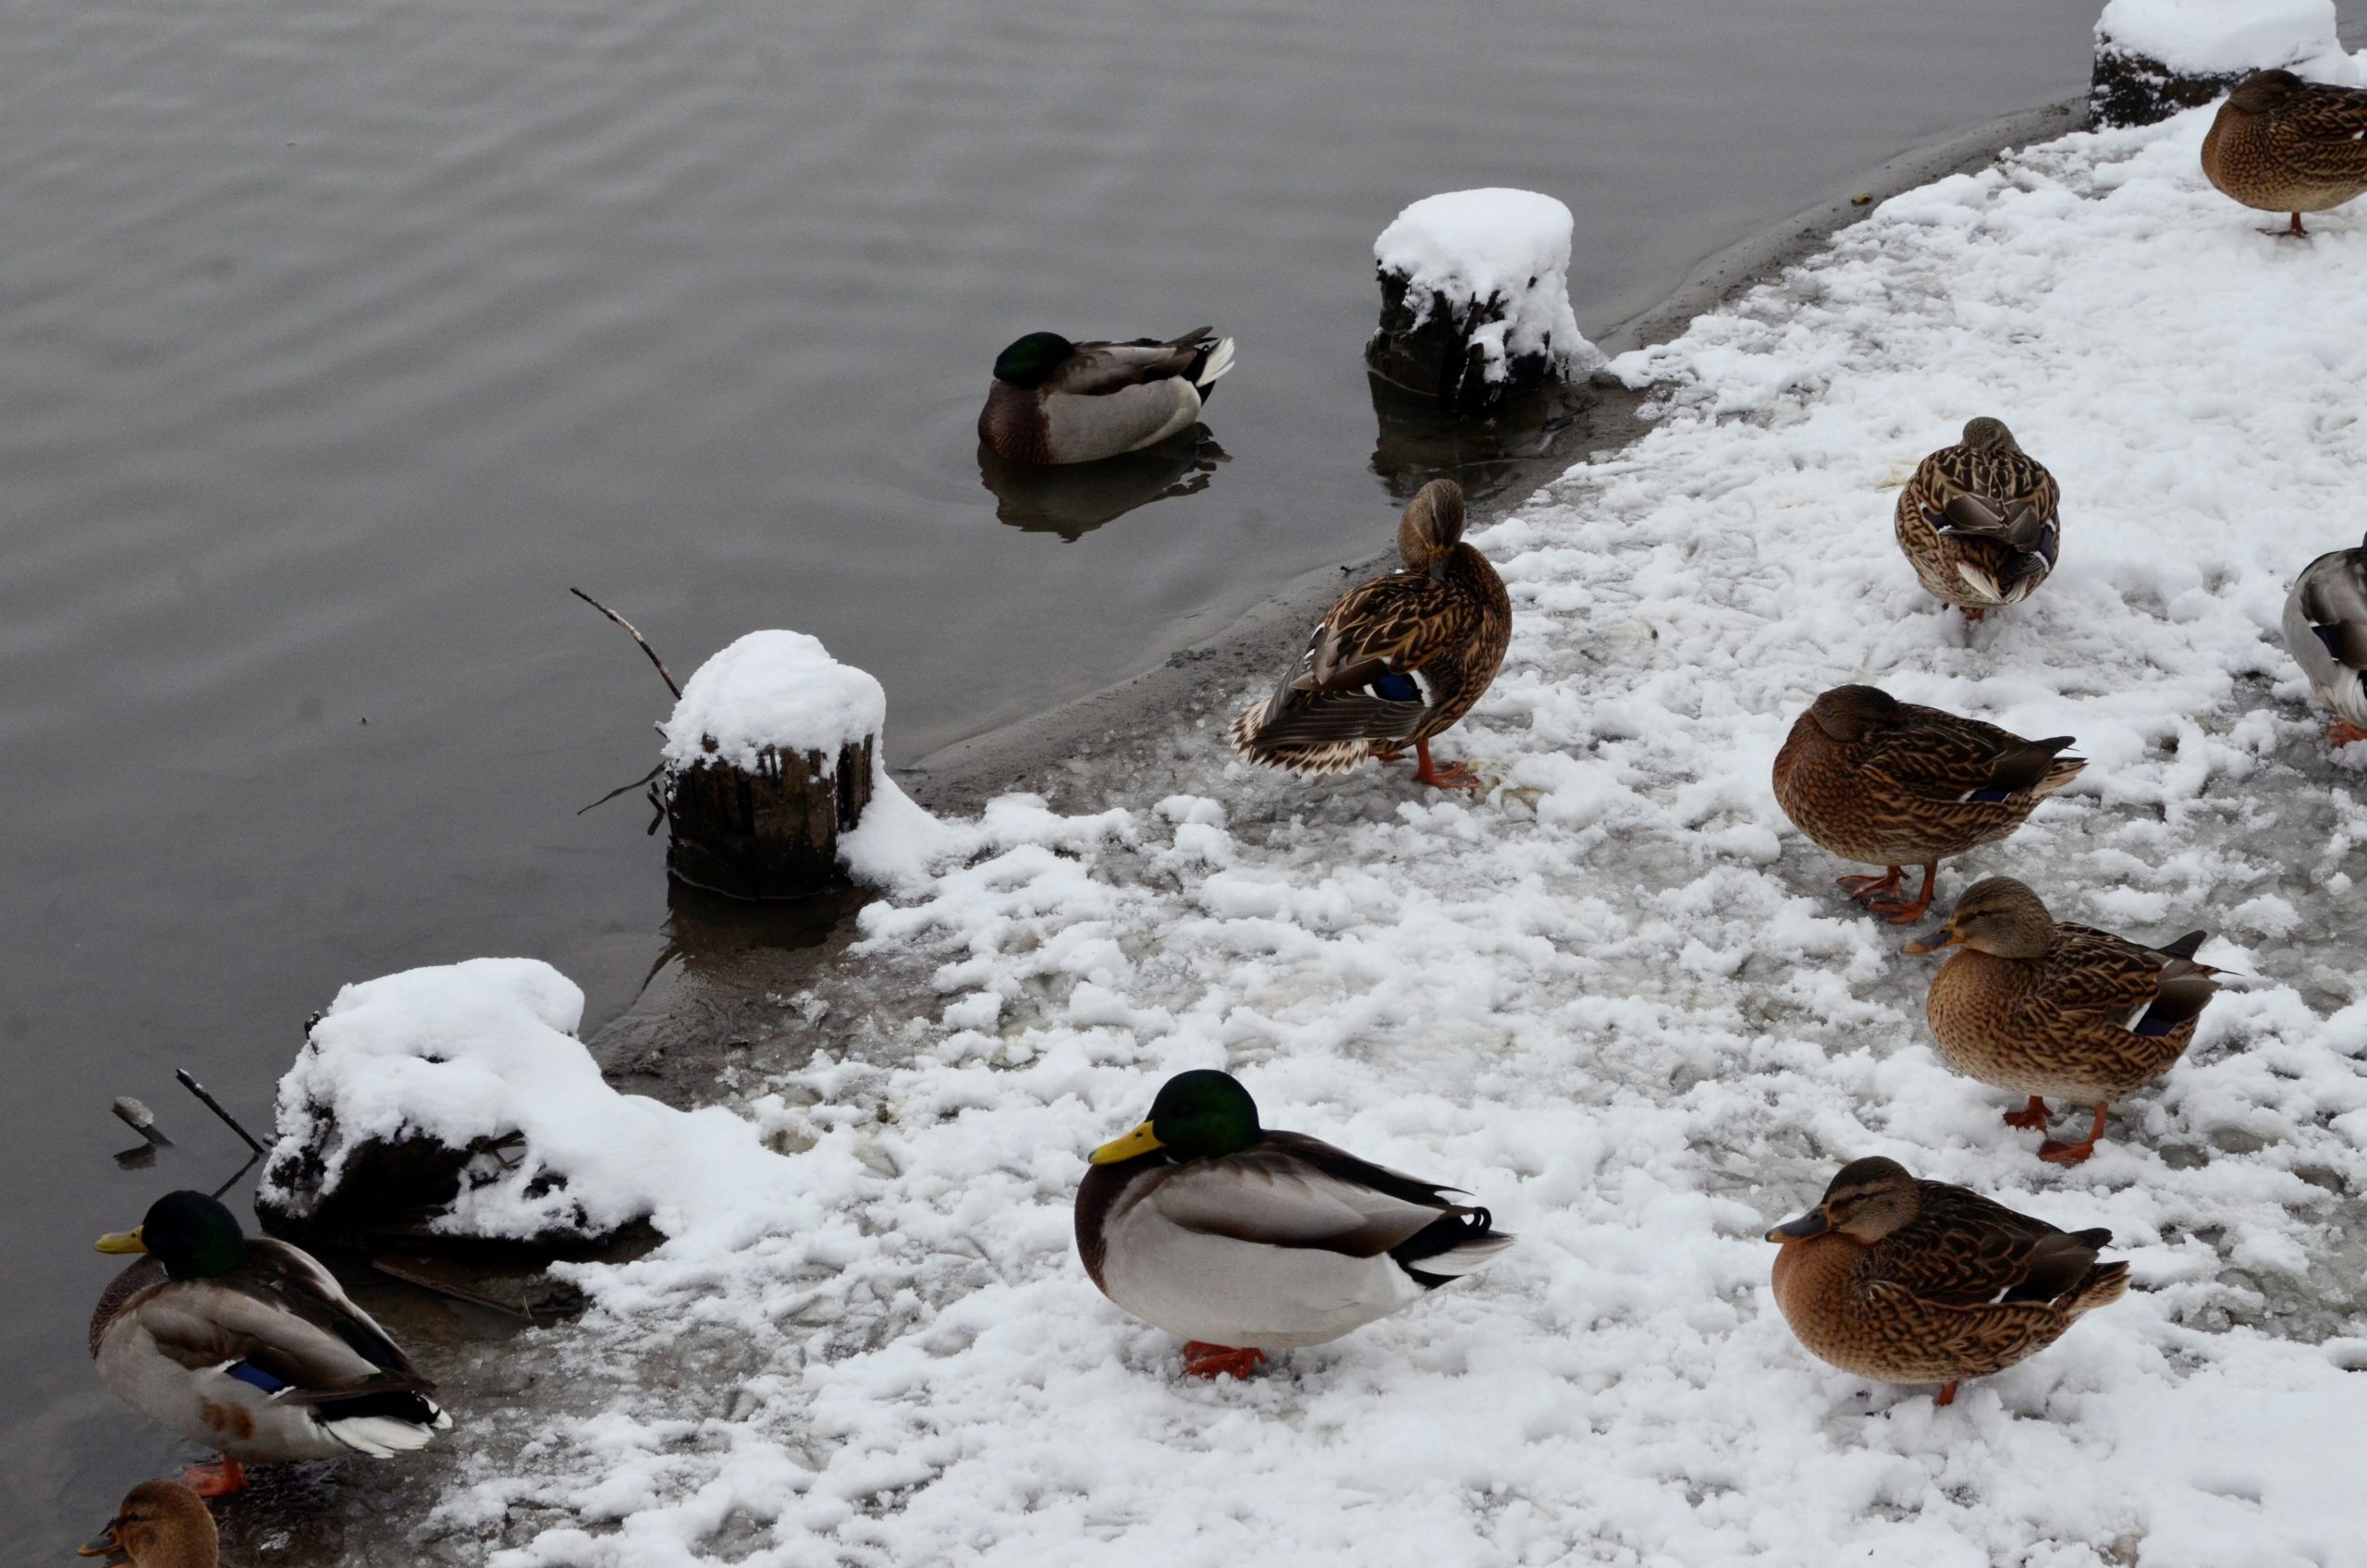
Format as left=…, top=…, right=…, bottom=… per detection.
left=658, top=631, right=886, bottom=900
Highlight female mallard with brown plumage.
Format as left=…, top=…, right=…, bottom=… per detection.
left=1765, top=1157, right=2128, bottom=1407
left=2284, top=532, right=2367, bottom=745
left=92, top=1190, right=451, bottom=1497
left=79, top=1482, right=217, bottom=1568
left=1771, top=684, right=2084, bottom=923
left=1894, top=417, right=2060, bottom=619
left=1230, top=479, right=1510, bottom=791
left=1075, top=1070, right=1511, bottom=1380
left=977, top=327, right=1235, bottom=466
left=1904, top=877, right=2226, bottom=1165
left=2201, top=68, right=2367, bottom=237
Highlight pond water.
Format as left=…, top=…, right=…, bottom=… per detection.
left=0, top=0, right=2097, bottom=1546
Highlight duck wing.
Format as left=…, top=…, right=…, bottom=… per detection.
left=1048, top=328, right=1220, bottom=396
left=2275, top=83, right=2367, bottom=178
left=2296, top=543, right=2367, bottom=671
left=1146, top=1133, right=1480, bottom=1258
left=1863, top=704, right=2082, bottom=803
left=2042, top=924, right=2222, bottom=1036
left=1876, top=1182, right=2108, bottom=1308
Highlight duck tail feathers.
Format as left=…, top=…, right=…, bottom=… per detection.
left=1190, top=335, right=1236, bottom=394
left=2063, top=1260, right=2130, bottom=1317
left=1394, top=1208, right=1514, bottom=1288
left=321, top=1406, right=447, bottom=1458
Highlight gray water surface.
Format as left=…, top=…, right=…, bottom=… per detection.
left=0, top=0, right=2093, bottom=1546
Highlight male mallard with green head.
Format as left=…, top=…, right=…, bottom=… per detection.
left=92, top=1190, right=451, bottom=1496
left=2283, top=532, right=2367, bottom=745
left=1766, top=1157, right=2128, bottom=1407
left=1894, top=417, right=2061, bottom=619
left=79, top=1481, right=218, bottom=1568
left=1075, top=1070, right=1512, bottom=1379
left=977, top=326, right=1235, bottom=466
left=1904, top=877, right=2225, bottom=1165
left=2201, top=68, right=2367, bottom=237
left=1772, top=684, right=2084, bottom=923
left=1230, top=479, right=1511, bottom=791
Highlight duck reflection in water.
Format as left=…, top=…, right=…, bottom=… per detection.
left=977, top=430, right=1230, bottom=542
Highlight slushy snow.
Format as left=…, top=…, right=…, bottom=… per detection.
left=2094, top=0, right=2345, bottom=77
left=659, top=630, right=886, bottom=773
left=335, top=102, right=2367, bottom=1567
left=1373, top=188, right=1600, bottom=382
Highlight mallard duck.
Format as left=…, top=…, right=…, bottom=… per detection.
left=2283, top=532, right=2367, bottom=745
left=78, top=1481, right=217, bottom=1567
left=1771, top=684, right=2084, bottom=923
left=1765, top=1157, right=2128, bottom=1407
left=2201, top=69, right=2367, bottom=237
left=1230, top=479, right=1511, bottom=791
left=1894, top=417, right=2061, bottom=619
left=92, top=1190, right=451, bottom=1496
left=1074, top=1069, right=1512, bottom=1378
left=1903, top=877, right=2225, bottom=1164
left=977, top=327, right=1235, bottom=466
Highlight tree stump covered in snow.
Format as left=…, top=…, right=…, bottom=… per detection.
left=1365, top=188, right=1600, bottom=415
left=659, top=631, right=884, bottom=900
left=2091, top=0, right=2344, bottom=128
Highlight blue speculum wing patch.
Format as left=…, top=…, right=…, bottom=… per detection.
left=1964, top=788, right=2014, bottom=803
left=225, top=1362, right=287, bottom=1393
left=1370, top=672, right=1420, bottom=703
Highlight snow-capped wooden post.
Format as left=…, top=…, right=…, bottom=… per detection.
left=659, top=631, right=884, bottom=900
left=1365, top=188, right=1600, bottom=415
left=2091, top=0, right=2342, bottom=128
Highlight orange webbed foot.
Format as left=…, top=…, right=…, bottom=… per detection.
left=2327, top=719, right=2366, bottom=747
left=181, top=1458, right=247, bottom=1498
left=1181, top=1342, right=1269, bottom=1380
left=1410, top=738, right=1483, bottom=792
left=1960, top=606, right=1989, bottom=624
left=2002, top=1096, right=2051, bottom=1131
left=2036, top=1104, right=2109, bottom=1165
left=1935, top=1380, right=1960, bottom=1408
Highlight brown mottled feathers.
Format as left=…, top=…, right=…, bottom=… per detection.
left=1867, top=1182, right=2113, bottom=1308
left=1894, top=423, right=2061, bottom=609
left=1772, top=686, right=2084, bottom=868
left=2202, top=70, right=2367, bottom=219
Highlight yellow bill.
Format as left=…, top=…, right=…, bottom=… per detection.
left=1088, top=1121, right=1164, bottom=1165
left=93, top=1226, right=148, bottom=1255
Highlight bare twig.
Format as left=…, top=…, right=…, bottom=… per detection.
left=570, top=587, right=681, bottom=700
left=576, top=762, right=666, bottom=816
left=176, top=1069, right=267, bottom=1155
left=208, top=1152, right=260, bottom=1202
left=112, top=1096, right=173, bottom=1147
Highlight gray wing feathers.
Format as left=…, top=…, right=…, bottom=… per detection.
left=1041, top=380, right=1201, bottom=461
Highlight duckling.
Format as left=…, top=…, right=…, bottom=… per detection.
left=1894, top=417, right=2061, bottom=619
left=1772, top=684, right=2084, bottom=923
left=2283, top=532, right=2367, bottom=745
left=1766, top=1157, right=2128, bottom=1407
left=92, top=1190, right=450, bottom=1496
left=1230, top=479, right=1511, bottom=791
left=78, top=1481, right=217, bottom=1567
left=2201, top=68, right=2367, bottom=237
left=1076, top=1069, right=1512, bottom=1378
left=978, top=327, right=1235, bottom=466
left=1904, top=877, right=2225, bottom=1164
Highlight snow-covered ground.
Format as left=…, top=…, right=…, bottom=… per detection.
left=399, top=104, right=2367, bottom=1566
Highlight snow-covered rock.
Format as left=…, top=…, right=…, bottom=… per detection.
left=1367, top=188, right=1600, bottom=410
left=2091, top=0, right=2352, bottom=126
left=259, top=958, right=800, bottom=1245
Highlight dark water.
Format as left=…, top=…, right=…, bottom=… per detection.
left=0, top=0, right=2093, bottom=1546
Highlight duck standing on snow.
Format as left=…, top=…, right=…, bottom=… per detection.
left=78, top=1481, right=218, bottom=1568
left=2283, top=533, right=2367, bottom=745
left=92, top=1190, right=451, bottom=1497
left=1772, top=684, right=2085, bottom=924
left=1894, top=417, right=2060, bottom=619
left=1075, top=1069, right=1512, bottom=1379
left=1765, top=1157, right=2128, bottom=1408
left=1230, top=479, right=1510, bottom=791
left=977, top=326, right=1235, bottom=466
left=1905, top=876, right=2226, bottom=1165
left=2201, top=68, right=2367, bottom=238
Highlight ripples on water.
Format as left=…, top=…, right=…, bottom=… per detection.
left=0, top=0, right=2091, bottom=1544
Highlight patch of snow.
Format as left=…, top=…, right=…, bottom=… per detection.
left=1374, top=188, right=1601, bottom=380
left=659, top=631, right=885, bottom=774
left=264, top=958, right=803, bottom=1242
left=413, top=103, right=2367, bottom=1566
left=2095, top=0, right=2346, bottom=79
